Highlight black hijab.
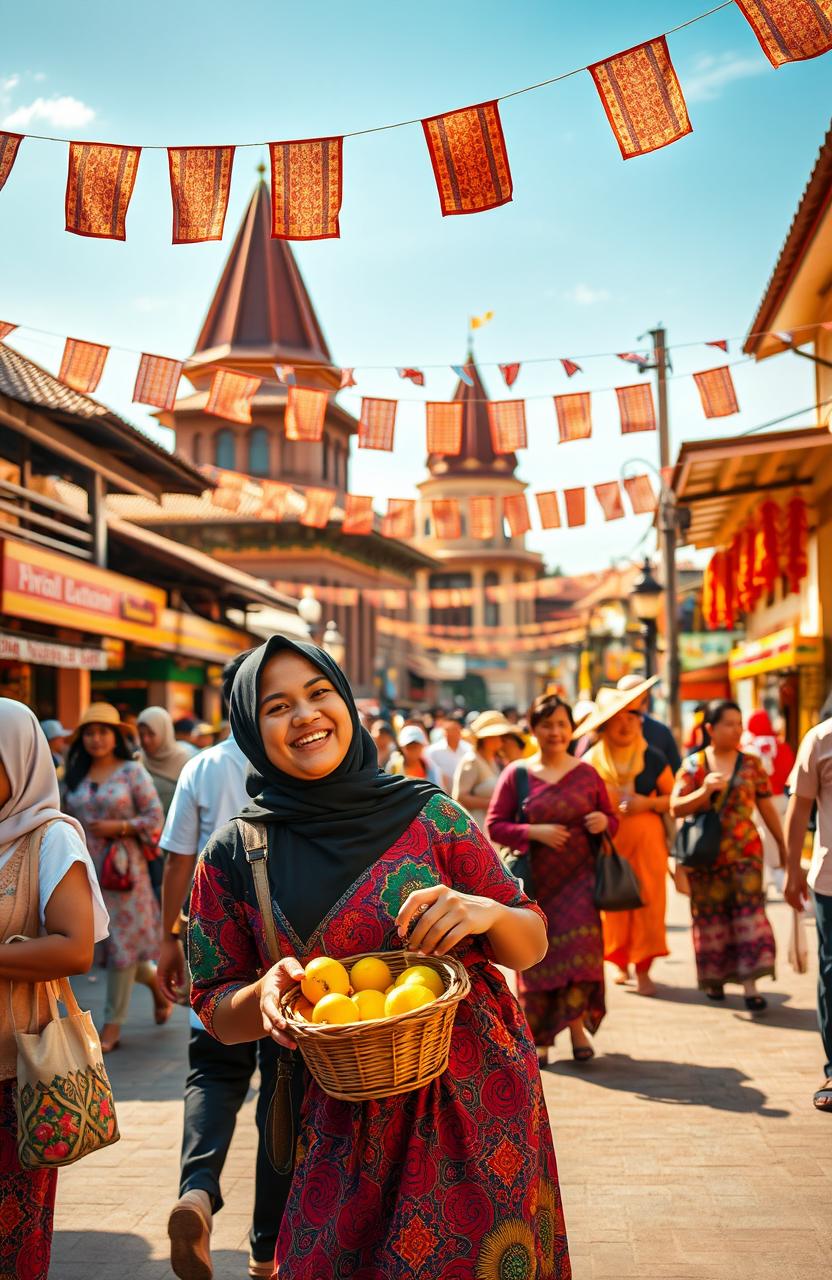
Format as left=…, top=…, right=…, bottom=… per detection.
left=229, top=635, right=441, bottom=943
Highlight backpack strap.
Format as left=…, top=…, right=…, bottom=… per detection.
left=236, top=819, right=280, bottom=965
left=514, top=765, right=530, bottom=822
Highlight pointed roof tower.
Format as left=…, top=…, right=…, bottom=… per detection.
left=427, top=352, right=517, bottom=477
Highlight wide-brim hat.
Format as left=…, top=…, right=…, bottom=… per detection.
left=70, top=702, right=133, bottom=742
left=570, top=676, right=659, bottom=740
left=467, top=710, right=517, bottom=740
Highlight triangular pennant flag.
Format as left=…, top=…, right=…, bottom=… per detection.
left=358, top=397, right=397, bottom=450
left=469, top=495, right=497, bottom=540
left=499, top=362, right=521, bottom=387
left=564, top=487, right=586, bottom=527
left=622, top=474, right=658, bottom=515
left=693, top=366, right=740, bottom=419
left=300, top=487, right=336, bottom=529
left=398, top=367, right=425, bottom=386
left=707, top=339, right=728, bottom=352
left=133, top=353, right=184, bottom=412
left=617, top=351, right=648, bottom=368
left=487, top=401, right=527, bottom=453
left=339, top=367, right=356, bottom=389
left=616, top=383, right=656, bottom=433
left=503, top=493, right=531, bottom=537
left=168, top=146, right=235, bottom=243
left=422, top=101, right=513, bottom=216
left=594, top=481, right=625, bottom=521
left=381, top=498, right=415, bottom=540
left=561, top=358, right=582, bottom=378
left=426, top=401, right=463, bottom=456
left=269, top=137, right=343, bottom=240
left=65, top=142, right=141, bottom=241
left=0, top=322, right=17, bottom=342
left=285, top=385, right=329, bottom=441
left=275, top=365, right=296, bottom=386
left=432, top=498, right=462, bottom=540
left=58, top=338, right=109, bottom=394
left=0, top=133, right=23, bottom=193
left=735, top=0, right=832, bottom=67
left=260, top=480, right=291, bottom=521
left=554, top=392, right=593, bottom=443
left=536, top=491, right=562, bottom=530
left=206, top=369, right=261, bottom=424
left=589, top=36, right=692, bottom=159
left=451, top=364, right=475, bottom=387
left=342, top=494, right=375, bottom=535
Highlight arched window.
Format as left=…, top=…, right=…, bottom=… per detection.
left=214, top=428, right=236, bottom=470
left=484, top=571, right=500, bottom=628
left=248, top=427, right=270, bottom=477
left=192, top=432, right=203, bottom=465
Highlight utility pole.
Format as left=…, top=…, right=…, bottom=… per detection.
left=649, top=326, right=682, bottom=739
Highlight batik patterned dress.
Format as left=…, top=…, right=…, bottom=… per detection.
left=189, top=793, right=571, bottom=1280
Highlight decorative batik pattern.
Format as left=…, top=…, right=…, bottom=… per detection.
left=536, top=491, right=562, bottom=530
left=65, top=143, right=141, bottom=240
left=58, top=338, right=109, bottom=393
left=735, top=0, right=832, bottom=66
left=589, top=37, right=692, bottom=159
left=693, top=365, right=740, bottom=418
left=426, top=401, right=463, bottom=455
left=17, top=1065, right=118, bottom=1168
left=503, top=492, right=531, bottom=536
left=300, top=487, right=336, bottom=529
left=358, top=397, right=397, bottom=450
left=422, top=100, right=513, bottom=216
left=0, top=321, right=17, bottom=341
left=257, top=480, right=288, bottom=521
left=205, top=369, right=261, bottom=424
left=616, top=383, right=656, bottom=433
left=469, top=494, right=497, bottom=540
left=188, top=794, right=570, bottom=1280
left=563, top=487, right=586, bottom=527
left=168, top=146, right=235, bottom=243
left=431, top=498, right=462, bottom=540
left=381, top=497, right=415, bottom=540
left=593, top=481, right=625, bottom=521
left=0, top=1078, right=57, bottom=1280
left=487, top=400, right=527, bottom=453
left=269, top=137, right=343, bottom=240
left=132, top=353, right=184, bottom=411
left=285, top=385, right=328, bottom=441
left=0, top=132, right=23, bottom=192
left=341, top=494, right=375, bottom=535
left=622, top=474, right=657, bottom=515
left=554, top=392, right=592, bottom=442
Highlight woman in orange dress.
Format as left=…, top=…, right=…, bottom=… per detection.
left=583, top=681, right=673, bottom=997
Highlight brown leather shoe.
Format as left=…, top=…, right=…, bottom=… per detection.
left=168, top=1189, right=213, bottom=1280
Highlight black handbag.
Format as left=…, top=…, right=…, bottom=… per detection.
left=500, top=766, right=534, bottom=897
left=674, top=751, right=743, bottom=870
left=593, top=832, right=644, bottom=912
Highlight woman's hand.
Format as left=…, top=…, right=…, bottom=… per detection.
left=619, top=793, right=652, bottom=816
left=397, top=884, right=501, bottom=956
left=88, top=819, right=125, bottom=838
left=532, top=823, right=570, bottom=850
left=584, top=811, right=609, bottom=835
left=258, top=956, right=305, bottom=1049
left=703, top=772, right=728, bottom=798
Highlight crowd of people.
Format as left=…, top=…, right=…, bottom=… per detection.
left=1, top=651, right=830, bottom=1280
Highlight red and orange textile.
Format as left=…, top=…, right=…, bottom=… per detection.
left=561, top=358, right=581, bottom=378
left=536, top=491, right=562, bottom=530
left=784, top=494, right=809, bottom=593
left=285, top=385, right=328, bottom=441
left=209, top=469, right=261, bottom=515
left=504, top=492, right=531, bottom=536
left=589, top=37, right=692, bottom=159
left=132, top=353, right=184, bottom=411
left=65, top=142, right=141, bottom=240
left=693, top=365, right=739, bottom=418
left=0, top=132, right=22, bottom=192
left=564, top=487, right=587, bottom=528
left=616, top=383, right=656, bottom=433
left=58, top=338, right=109, bottom=393
left=342, top=494, right=375, bottom=535
left=269, top=137, right=343, bottom=240
left=0, top=322, right=16, bottom=341
left=358, top=397, right=397, bottom=451
left=736, top=523, right=758, bottom=614
left=622, top=474, right=657, bottom=515
left=432, top=498, right=462, bottom=540
left=426, top=401, right=463, bottom=455
left=399, top=367, right=425, bottom=386
left=421, top=100, right=513, bottom=216
left=754, top=500, right=781, bottom=598
left=381, top=498, right=415, bottom=540
left=487, top=400, right=527, bottom=453
left=260, top=480, right=291, bottom=521
left=168, top=146, right=235, bottom=243
left=469, top=494, right=497, bottom=540
left=735, top=0, right=832, bottom=67
left=554, top=392, right=592, bottom=442
left=300, top=487, right=336, bottom=529
left=499, top=362, right=521, bottom=387
left=206, top=369, right=261, bottom=424
left=593, top=481, right=625, bottom=521
left=339, top=368, right=356, bottom=388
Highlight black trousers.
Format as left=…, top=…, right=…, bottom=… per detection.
left=179, top=1027, right=304, bottom=1263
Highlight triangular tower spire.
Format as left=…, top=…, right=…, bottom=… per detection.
left=428, top=354, right=517, bottom=476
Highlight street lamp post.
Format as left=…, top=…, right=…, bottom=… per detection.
left=297, top=590, right=323, bottom=641
left=322, top=619, right=346, bottom=667
left=631, top=558, right=663, bottom=680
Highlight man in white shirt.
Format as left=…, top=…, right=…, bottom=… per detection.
left=425, top=712, right=471, bottom=793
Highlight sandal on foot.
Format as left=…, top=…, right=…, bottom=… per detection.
left=705, top=986, right=725, bottom=1001
left=812, top=1079, right=832, bottom=1112
left=572, top=1045, right=595, bottom=1062
left=744, top=995, right=767, bottom=1013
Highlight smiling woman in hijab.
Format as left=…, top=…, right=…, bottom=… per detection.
left=0, top=698, right=109, bottom=1280
left=187, top=636, right=571, bottom=1280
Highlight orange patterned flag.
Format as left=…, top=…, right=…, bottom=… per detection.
left=358, top=397, right=397, bottom=451
left=623, top=475, right=657, bottom=515
left=735, top=1, right=832, bottom=66
left=342, top=494, right=375, bottom=535
left=487, top=401, right=527, bottom=454
left=564, top=487, right=586, bottom=528
left=616, top=384, right=656, bottom=433
left=0, top=322, right=16, bottom=342
left=206, top=369, right=261, bottom=424
left=168, top=146, right=235, bottom=244
left=536, top=491, right=562, bottom=530
left=285, top=385, right=328, bottom=441
left=693, top=366, right=740, bottom=419
left=381, top=498, right=415, bottom=540
left=554, top=392, right=592, bottom=443
left=300, top=487, right=336, bottom=529
left=426, top=401, right=463, bottom=455
left=65, top=142, right=141, bottom=240
left=269, top=137, right=343, bottom=240
left=503, top=493, right=531, bottom=537
left=469, top=495, right=497, bottom=540
left=133, top=353, right=184, bottom=411
left=58, top=338, right=109, bottom=393
left=589, top=37, right=692, bottom=159
left=422, top=100, right=513, bottom=216
left=432, top=498, right=462, bottom=540
left=594, top=481, right=625, bottom=521
left=0, top=132, right=23, bottom=192
left=260, top=480, right=291, bottom=521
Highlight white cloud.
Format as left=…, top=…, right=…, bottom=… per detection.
left=2, top=74, right=20, bottom=93
left=563, top=282, right=611, bottom=306
left=2, top=94, right=95, bottom=131
left=683, top=52, right=767, bottom=104
left=33, top=72, right=47, bottom=83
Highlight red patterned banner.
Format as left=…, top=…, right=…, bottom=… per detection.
left=487, top=400, right=527, bottom=453
left=300, top=487, right=336, bottom=529
left=616, top=383, right=656, bottom=433
left=65, top=142, right=141, bottom=240
left=503, top=492, right=531, bottom=537
left=269, top=137, right=343, bottom=240
left=285, top=385, right=328, bottom=441
left=622, top=474, right=657, bottom=515
left=735, top=0, right=832, bottom=67
left=432, top=498, right=462, bottom=540
left=554, top=392, right=593, bottom=443
left=469, top=495, right=497, bottom=540
left=0, top=132, right=22, bottom=193
left=260, top=480, right=291, bottom=521
left=58, top=338, right=109, bottom=393
left=564, top=487, right=587, bottom=528
left=342, top=494, right=375, bottom=535
left=594, top=481, right=625, bottom=521
left=206, top=369, right=261, bottom=424
left=399, top=367, right=425, bottom=386
left=0, top=322, right=17, bottom=342
left=132, top=353, right=184, bottom=411
left=168, top=146, right=235, bottom=244
left=589, top=36, right=692, bottom=159
left=536, top=491, right=562, bottom=530
left=426, top=401, right=463, bottom=456
left=693, top=365, right=740, bottom=418
left=499, top=362, right=521, bottom=387
left=209, top=469, right=261, bottom=515
left=381, top=498, right=415, bottom=540
left=422, top=100, right=513, bottom=216
left=358, top=397, right=397, bottom=451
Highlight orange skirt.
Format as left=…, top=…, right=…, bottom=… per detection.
left=602, top=811, right=669, bottom=971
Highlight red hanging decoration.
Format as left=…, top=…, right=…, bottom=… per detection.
left=735, top=522, right=759, bottom=614
left=487, top=400, right=527, bottom=453
left=426, top=401, right=463, bottom=456
left=503, top=493, right=531, bottom=537
left=342, top=494, right=375, bottom=535
left=783, top=493, right=809, bottom=594
left=735, top=0, right=832, bottom=67
left=358, top=398, right=397, bottom=450
left=58, top=338, right=110, bottom=394
left=65, top=142, right=141, bottom=241
left=588, top=36, right=692, bottom=160
left=422, top=100, right=513, bottom=216
left=300, top=487, right=336, bottom=529
left=432, top=498, right=462, bottom=540
left=0, top=133, right=23, bottom=192
left=168, top=146, right=235, bottom=244
left=133, top=354, right=184, bottom=411
left=717, top=544, right=736, bottom=631
left=535, top=491, right=561, bottom=530
left=499, top=362, right=521, bottom=387
left=702, top=553, right=719, bottom=630
left=382, top=498, right=415, bottom=540
left=753, top=500, right=781, bottom=599
left=469, top=495, right=497, bottom=540
left=269, top=136, right=343, bottom=240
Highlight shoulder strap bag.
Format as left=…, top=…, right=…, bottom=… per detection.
left=674, top=751, right=744, bottom=870
left=593, top=832, right=645, bottom=912
left=499, top=766, right=534, bottom=898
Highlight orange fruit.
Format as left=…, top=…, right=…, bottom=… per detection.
left=384, top=984, right=435, bottom=1017
left=301, top=957, right=350, bottom=1005
left=311, top=993, right=359, bottom=1025
left=349, top=956, right=393, bottom=994
left=294, top=996, right=315, bottom=1022
left=384, top=984, right=395, bottom=995
left=395, top=965, right=444, bottom=999
left=351, top=989, right=387, bottom=1021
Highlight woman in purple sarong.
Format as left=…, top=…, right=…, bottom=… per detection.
left=487, top=693, right=617, bottom=1063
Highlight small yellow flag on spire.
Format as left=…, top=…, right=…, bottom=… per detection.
left=469, top=311, right=494, bottom=330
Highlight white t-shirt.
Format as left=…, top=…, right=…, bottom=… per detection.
left=790, top=718, right=832, bottom=895
left=160, top=736, right=249, bottom=857
left=0, top=820, right=109, bottom=941
left=425, top=739, right=472, bottom=790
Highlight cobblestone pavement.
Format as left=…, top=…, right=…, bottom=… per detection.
left=52, top=885, right=830, bottom=1279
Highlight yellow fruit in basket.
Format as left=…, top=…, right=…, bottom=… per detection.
left=351, top=989, right=388, bottom=1021
left=395, top=965, right=445, bottom=999
left=349, top=956, right=393, bottom=994
left=384, top=983, right=395, bottom=995
left=294, top=996, right=315, bottom=1022
left=302, top=957, right=350, bottom=1005
left=384, top=984, right=435, bottom=1017
left=311, top=993, right=359, bottom=1025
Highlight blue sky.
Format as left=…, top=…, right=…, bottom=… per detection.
left=2, top=1, right=829, bottom=572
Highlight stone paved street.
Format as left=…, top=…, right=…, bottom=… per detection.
left=52, top=885, right=830, bottom=1279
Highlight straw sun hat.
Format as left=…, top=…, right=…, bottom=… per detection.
left=70, top=702, right=133, bottom=743
left=467, top=710, right=518, bottom=740
left=570, top=676, right=659, bottom=740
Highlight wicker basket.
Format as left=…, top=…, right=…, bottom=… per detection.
left=279, top=950, right=470, bottom=1102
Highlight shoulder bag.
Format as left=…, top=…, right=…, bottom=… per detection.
left=593, top=832, right=644, bottom=912
left=674, top=751, right=744, bottom=870
left=498, top=766, right=534, bottom=897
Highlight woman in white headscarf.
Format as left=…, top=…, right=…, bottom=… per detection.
left=0, top=698, right=109, bottom=1280
left=137, top=706, right=193, bottom=818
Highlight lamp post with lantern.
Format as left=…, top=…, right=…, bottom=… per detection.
left=322, top=619, right=346, bottom=668
left=631, top=558, right=663, bottom=681
left=297, top=589, right=323, bottom=642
